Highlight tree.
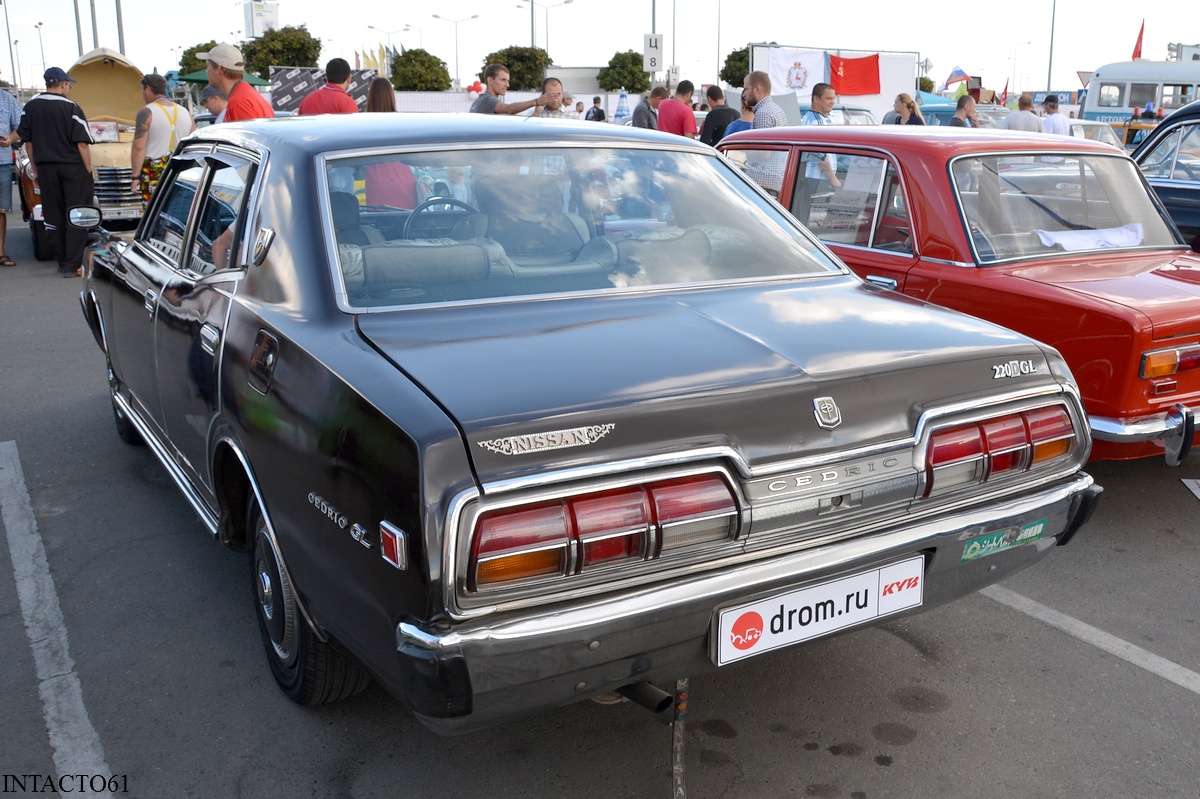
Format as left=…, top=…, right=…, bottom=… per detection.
left=918, top=76, right=934, bottom=94
left=596, top=51, right=650, bottom=94
left=719, top=47, right=749, bottom=89
left=180, top=41, right=219, bottom=74
left=478, top=46, right=551, bottom=91
left=240, top=25, right=322, bottom=79
left=391, top=49, right=451, bottom=92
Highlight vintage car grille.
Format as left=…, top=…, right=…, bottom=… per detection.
left=94, top=166, right=141, bottom=205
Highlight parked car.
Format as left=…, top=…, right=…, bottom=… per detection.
left=1068, top=118, right=1125, bottom=149
left=1133, top=99, right=1200, bottom=245
left=921, top=103, right=1010, bottom=128
left=1110, top=118, right=1160, bottom=150
left=719, top=125, right=1200, bottom=463
left=798, top=102, right=879, bottom=125
left=75, top=114, right=1099, bottom=734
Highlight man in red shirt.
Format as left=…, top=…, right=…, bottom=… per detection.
left=298, top=59, right=359, bottom=115
left=656, top=80, right=697, bottom=138
left=199, top=43, right=273, bottom=122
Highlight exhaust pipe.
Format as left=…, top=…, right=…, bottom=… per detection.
left=617, top=682, right=673, bottom=714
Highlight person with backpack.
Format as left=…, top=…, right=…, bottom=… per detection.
left=585, top=96, right=607, bottom=122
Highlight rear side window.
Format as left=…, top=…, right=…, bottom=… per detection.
left=789, top=153, right=912, bottom=254
left=1140, top=123, right=1200, bottom=181
left=142, top=164, right=204, bottom=262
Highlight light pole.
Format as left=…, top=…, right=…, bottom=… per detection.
left=403, top=24, right=423, bottom=48
left=369, top=25, right=401, bottom=51
left=432, top=14, right=478, bottom=90
left=12, top=40, right=21, bottom=88
left=516, top=0, right=572, bottom=54
left=35, top=22, right=45, bottom=81
left=1011, top=41, right=1030, bottom=98
left=1046, top=0, right=1057, bottom=92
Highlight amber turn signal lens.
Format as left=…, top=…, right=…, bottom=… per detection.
left=476, top=548, right=565, bottom=587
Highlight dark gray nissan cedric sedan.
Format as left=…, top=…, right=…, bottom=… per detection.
left=75, top=113, right=1100, bottom=733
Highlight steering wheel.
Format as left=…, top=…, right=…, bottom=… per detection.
left=402, top=197, right=479, bottom=239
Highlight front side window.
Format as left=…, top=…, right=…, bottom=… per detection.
left=951, top=153, right=1180, bottom=262
left=187, top=159, right=254, bottom=274
left=142, top=163, right=204, bottom=263
left=326, top=146, right=838, bottom=309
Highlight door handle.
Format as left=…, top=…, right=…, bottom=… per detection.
left=200, top=324, right=221, bottom=356
left=865, top=275, right=898, bottom=291
left=143, top=288, right=158, bottom=317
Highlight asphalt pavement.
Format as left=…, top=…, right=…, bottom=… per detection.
left=2, top=210, right=1199, bottom=798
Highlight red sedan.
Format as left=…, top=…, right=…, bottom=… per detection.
left=720, top=126, right=1200, bottom=463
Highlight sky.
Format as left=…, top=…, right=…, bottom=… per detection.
left=1, top=0, right=1194, bottom=95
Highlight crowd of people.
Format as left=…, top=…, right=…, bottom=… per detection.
left=0, top=42, right=1107, bottom=276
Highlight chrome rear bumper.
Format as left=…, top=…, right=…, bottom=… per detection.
left=1090, top=403, right=1194, bottom=465
left=393, top=473, right=1101, bottom=734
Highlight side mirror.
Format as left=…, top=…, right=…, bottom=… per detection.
left=252, top=227, right=275, bottom=266
left=68, top=206, right=103, bottom=229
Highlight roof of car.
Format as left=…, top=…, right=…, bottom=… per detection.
left=720, top=124, right=1128, bottom=157
left=188, top=112, right=716, bottom=158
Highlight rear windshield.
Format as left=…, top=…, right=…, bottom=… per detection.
left=324, top=146, right=838, bottom=309
left=950, top=153, right=1180, bottom=262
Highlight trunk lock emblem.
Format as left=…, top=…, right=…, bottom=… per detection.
left=813, top=397, right=842, bottom=430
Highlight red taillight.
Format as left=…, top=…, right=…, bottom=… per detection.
left=469, top=474, right=738, bottom=590
left=925, top=405, right=1076, bottom=498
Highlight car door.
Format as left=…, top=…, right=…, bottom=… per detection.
left=105, top=155, right=207, bottom=437
left=784, top=149, right=918, bottom=291
left=1136, top=120, right=1200, bottom=243
left=154, top=150, right=258, bottom=495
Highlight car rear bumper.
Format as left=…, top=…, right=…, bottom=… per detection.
left=394, top=473, right=1101, bottom=735
left=1089, top=403, right=1194, bottom=465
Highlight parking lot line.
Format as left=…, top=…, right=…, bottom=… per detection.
left=0, top=441, right=113, bottom=791
left=982, top=584, right=1200, bottom=696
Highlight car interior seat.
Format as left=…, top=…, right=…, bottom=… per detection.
left=462, top=174, right=591, bottom=265
left=331, top=191, right=385, bottom=247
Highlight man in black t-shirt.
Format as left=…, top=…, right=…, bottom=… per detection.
left=585, top=96, right=606, bottom=122
left=16, top=67, right=95, bottom=277
left=700, top=85, right=740, bottom=145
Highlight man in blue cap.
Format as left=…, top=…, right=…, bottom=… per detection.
left=16, top=67, right=94, bottom=277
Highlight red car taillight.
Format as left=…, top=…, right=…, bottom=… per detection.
left=924, top=405, right=1075, bottom=498
left=469, top=474, right=738, bottom=590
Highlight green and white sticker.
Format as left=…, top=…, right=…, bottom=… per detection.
left=961, top=519, right=1047, bottom=562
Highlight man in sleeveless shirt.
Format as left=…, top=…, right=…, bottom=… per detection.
left=130, top=73, right=194, bottom=205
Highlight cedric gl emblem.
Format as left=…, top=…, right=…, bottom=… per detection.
left=813, top=397, right=841, bottom=429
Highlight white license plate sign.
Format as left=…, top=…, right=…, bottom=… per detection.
left=714, top=556, right=924, bottom=665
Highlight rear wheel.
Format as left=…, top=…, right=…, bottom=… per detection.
left=31, top=220, right=51, bottom=261
left=248, top=493, right=370, bottom=705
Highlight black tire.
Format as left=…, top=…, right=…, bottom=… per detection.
left=111, top=390, right=144, bottom=446
left=31, top=220, right=51, bottom=262
left=248, top=494, right=370, bottom=705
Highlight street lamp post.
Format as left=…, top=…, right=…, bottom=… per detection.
left=35, top=22, right=45, bottom=82
left=369, top=25, right=402, bottom=75
left=403, top=24, right=423, bottom=49
left=1046, top=0, right=1057, bottom=92
left=432, top=14, right=479, bottom=91
left=517, top=1, right=572, bottom=55
left=1011, top=41, right=1030, bottom=97
left=12, top=40, right=21, bottom=88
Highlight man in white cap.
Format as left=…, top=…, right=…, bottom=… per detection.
left=199, top=43, right=272, bottom=122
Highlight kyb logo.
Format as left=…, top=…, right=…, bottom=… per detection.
left=729, top=611, right=764, bottom=651
left=882, top=576, right=920, bottom=596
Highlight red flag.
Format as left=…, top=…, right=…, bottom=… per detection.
left=1132, top=20, right=1144, bottom=59
left=1000, top=80, right=1008, bottom=107
left=828, top=54, right=881, bottom=96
